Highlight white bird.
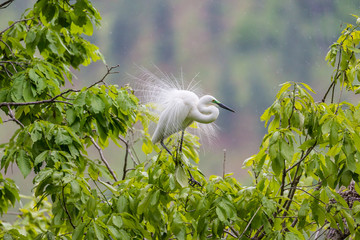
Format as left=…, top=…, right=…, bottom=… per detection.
left=152, top=90, right=234, bottom=154
left=132, top=67, right=235, bottom=155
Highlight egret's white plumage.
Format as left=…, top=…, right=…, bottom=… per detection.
left=131, top=67, right=234, bottom=146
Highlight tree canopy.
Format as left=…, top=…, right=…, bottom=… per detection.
left=2, top=1, right=360, bottom=239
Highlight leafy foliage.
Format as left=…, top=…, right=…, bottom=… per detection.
left=2, top=1, right=360, bottom=239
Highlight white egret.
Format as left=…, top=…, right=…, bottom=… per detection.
left=132, top=67, right=234, bottom=154
left=132, top=67, right=235, bottom=186
left=151, top=90, right=235, bottom=155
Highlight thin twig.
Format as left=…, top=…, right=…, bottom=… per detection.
left=6, top=105, right=24, bottom=128
left=239, top=206, right=261, bottom=239
left=0, top=0, right=14, bottom=9
left=285, top=187, right=326, bottom=205
left=0, top=64, right=13, bottom=77
left=0, top=89, right=76, bottom=108
left=0, top=18, right=33, bottom=35
left=61, top=185, right=75, bottom=229
left=118, top=136, right=130, bottom=180
left=223, top=229, right=238, bottom=238
left=89, top=136, right=118, bottom=182
left=222, top=149, right=226, bottom=178
left=93, top=179, right=112, bottom=209
left=286, top=141, right=317, bottom=173
left=0, top=39, right=15, bottom=58
left=87, top=64, right=120, bottom=89
left=228, top=225, right=239, bottom=238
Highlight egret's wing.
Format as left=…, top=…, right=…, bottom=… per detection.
left=151, top=98, right=191, bottom=143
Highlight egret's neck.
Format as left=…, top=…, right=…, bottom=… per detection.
left=192, top=98, right=219, bottom=124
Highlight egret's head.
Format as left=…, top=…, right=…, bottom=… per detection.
left=206, top=96, right=235, bottom=112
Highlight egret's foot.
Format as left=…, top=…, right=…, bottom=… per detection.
left=188, top=177, right=202, bottom=187
left=187, top=170, right=202, bottom=187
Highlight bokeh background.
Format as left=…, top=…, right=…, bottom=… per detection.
left=1, top=0, right=360, bottom=192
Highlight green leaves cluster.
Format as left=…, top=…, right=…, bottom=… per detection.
left=242, top=15, right=360, bottom=238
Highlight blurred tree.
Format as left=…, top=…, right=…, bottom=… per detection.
left=153, top=0, right=175, bottom=69
left=111, top=1, right=142, bottom=70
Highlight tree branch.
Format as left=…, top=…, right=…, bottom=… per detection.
left=239, top=206, right=261, bottom=239
left=222, top=149, right=226, bottom=178
left=0, top=0, right=14, bottom=9
left=0, top=18, right=33, bottom=35
left=6, top=105, right=24, bottom=128
left=0, top=89, right=76, bottom=108
left=87, top=64, right=120, bottom=90
left=89, top=136, right=118, bottom=182
left=223, top=229, right=238, bottom=238
left=118, top=136, right=130, bottom=180
left=286, top=141, right=317, bottom=173
left=0, top=39, right=15, bottom=57
left=61, top=185, right=76, bottom=229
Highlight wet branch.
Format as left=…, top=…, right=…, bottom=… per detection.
left=61, top=185, right=75, bottom=229
left=87, top=64, right=120, bottom=90
left=0, top=89, right=76, bottom=108
left=118, top=136, right=130, bottom=180
left=0, top=18, right=33, bottom=35
left=89, top=136, right=118, bottom=182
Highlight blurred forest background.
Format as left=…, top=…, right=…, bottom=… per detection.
left=1, top=0, right=360, bottom=187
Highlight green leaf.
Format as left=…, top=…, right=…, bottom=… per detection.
left=112, top=215, right=123, bottom=228
left=66, top=108, right=77, bottom=125
left=93, top=222, right=104, bottom=240
left=280, top=139, right=293, bottom=161
left=141, top=141, right=153, bottom=155
left=298, top=199, right=310, bottom=218
left=89, top=94, right=105, bottom=114
left=216, top=206, right=226, bottom=222
left=16, top=149, right=32, bottom=178
left=72, top=223, right=86, bottom=240
left=271, top=156, right=283, bottom=176
left=71, top=180, right=81, bottom=196
left=276, top=82, right=292, bottom=98
left=55, top=128, right=72, bottom=145
left=10, top=74, right=25, bottom=102
left=34, top=150, right=49, bottom=166
left=300, top=82, right=316, bottom=94
left=150, top=189, right=160, bottom=206
left=175, top=165, right=188, bottom=188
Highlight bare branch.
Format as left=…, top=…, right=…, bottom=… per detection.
left=93, top=179, right=112, bottom=210
left=0, top=18, right=34, bottom=36
left=0, top=64, right=13, bottom=77
left=240, top=206, right=261, bottom=239
left=0, top=39, right=15, bottom=58
left=118, top=136, right=130, bottom=180
left=89, top=136, right=118, bottom=182
left=223, top=229, right=238, bottom=238
left=61, top=185, right=75, bottom=229
left=6, top=105, right=24, bottom=128
left=286, top=141, right=317, bottom=173
left=87, top=64, right=120, bottom=90
left=0, top=0, right=14, bottom=9
left=222, top=149, right=226, bottom=178
left=0, top=89, right=76, bottom=108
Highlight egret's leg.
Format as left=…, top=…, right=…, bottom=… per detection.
left=179, top=130, right=185, bottom=153
left=178, top=131, right=202, bottom=187
left=161, top=139, right=172, bottom=156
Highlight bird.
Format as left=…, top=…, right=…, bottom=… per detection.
left=132, top=67, right=235, bottom=155
left=132, top=67, right=235, bottom=186
left=151, top=90, right=235, bottom=155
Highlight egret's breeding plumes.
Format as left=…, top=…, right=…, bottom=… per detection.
left=133, top=67, right=235, bottom=154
